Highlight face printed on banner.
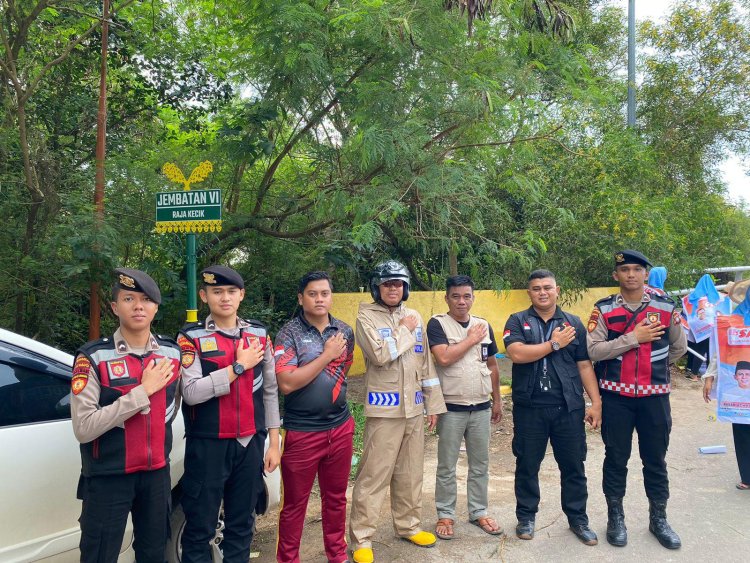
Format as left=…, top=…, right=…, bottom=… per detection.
left=736, top=368, right=750, bottom=390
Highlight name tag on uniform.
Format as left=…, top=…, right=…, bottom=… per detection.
left=414, top=326, right=423, bottom=353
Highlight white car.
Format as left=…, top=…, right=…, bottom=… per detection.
left=0, top=327, right=280, bottom=562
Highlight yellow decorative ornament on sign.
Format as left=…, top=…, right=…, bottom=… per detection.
left=156, top=161, right=222, bottom=233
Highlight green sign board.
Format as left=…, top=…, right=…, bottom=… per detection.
left=155, top=189, right=222, bottom=233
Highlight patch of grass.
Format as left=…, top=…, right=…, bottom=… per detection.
left=348, top=401, right=366, bottom=479
left=500, top=375, right=512, bottom=386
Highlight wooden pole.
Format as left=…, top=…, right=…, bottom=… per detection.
left=89, top=0, right=109, bottom=340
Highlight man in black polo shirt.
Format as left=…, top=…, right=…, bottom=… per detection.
left=274, top=271, right=355, bottom=563
left=503, top=269, right=602, bottom=545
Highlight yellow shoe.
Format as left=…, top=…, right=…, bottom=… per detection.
left=405, top=530, right=437, bottom=548
left=352, top=547, right=374, bottom=563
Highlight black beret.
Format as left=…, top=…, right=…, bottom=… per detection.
left=736, top=361, right=750, bottom=372
left=614, top=249, right=653, bottom=268
left=114, top=268, right=162, bottom=304
left=201, top=265, right=244, bottom=289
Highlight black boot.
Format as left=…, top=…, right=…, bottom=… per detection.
left=648, top=500, right=681, bottom=549
left=605, top=497, right=627, bottom=547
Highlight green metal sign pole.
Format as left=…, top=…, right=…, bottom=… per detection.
left=186, top=233, right=198, bottom=322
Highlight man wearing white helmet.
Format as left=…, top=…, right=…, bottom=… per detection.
left=348, top=261, right=447, bottom=563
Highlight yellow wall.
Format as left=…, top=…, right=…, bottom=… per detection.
left=332, top=287, right=618, bottom=376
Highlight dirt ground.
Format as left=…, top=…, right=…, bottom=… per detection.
left=251, top=362, right=750, bottom=562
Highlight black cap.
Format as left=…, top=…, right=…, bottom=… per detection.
left=614, top=249, right=652, bottom=268
left=736, top=361, right=750, bottom=373
left=201, top=265, right=244, bottom=289
left=114, top=268, right=162, bottom=304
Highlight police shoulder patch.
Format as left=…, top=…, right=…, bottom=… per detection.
left=73, top=355, right=91, bottom=377
left=587, top=309, right=600, bottom=333
left=177, top=335, right=196, bottom=368
left=71, top=354, right=90, bottom=395
left=672, top=310, right=682, bottom=325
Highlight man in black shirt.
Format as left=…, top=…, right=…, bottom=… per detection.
left=503, top=269, right=602, bottom=545
left=274, top=271, right=355, bottom=563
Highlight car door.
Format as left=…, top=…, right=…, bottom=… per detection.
left=0, top=340, right=83, bottom=562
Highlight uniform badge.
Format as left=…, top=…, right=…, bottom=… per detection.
left=118, top=274, right=135, bottom=288
left=415, top=391, right=424, bottom=405
left=203, top=272, right=217, bottom=284
left=200, top=336, right=218, bottom=352
left=587, top=309, right=600, bottom=333
left=503, top=329, right=511, bottom=340
left=177, top=335, right=196, bottom=368
left=615, top=253, right=625, bottom=263
left=647, top=312, right=661, bottom=325
left=73, top=356, right=91, bottom=377
left=481, top=344, right=489, bottom=361
left=71, top=374, right=88, bottom=395
left=414, top=326, right=424, bottom=353
left=672, top=310, right=683, bottom=326
left=108, top=360, right=129, bottom=379
left=378, top=328, right=392, bottom=339
left=523, top=322, right=531, bottom=331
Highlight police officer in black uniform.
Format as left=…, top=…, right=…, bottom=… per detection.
left=587, top=250, right=687, bottom=549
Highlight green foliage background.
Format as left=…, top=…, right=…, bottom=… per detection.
left=1, top=0, right=749, bottom=352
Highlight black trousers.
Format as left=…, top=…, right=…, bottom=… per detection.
left=78, top=466, right=170, bottom=563
left=180, top=436, right=265, bottom=563
left=512, top=404, right=589, bottom=525
left=601, top=391, right=671, bottom=501
left=733, top=423, right=750, bottom=484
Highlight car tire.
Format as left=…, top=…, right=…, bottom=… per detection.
left=166, top=502, right=224, bottom=563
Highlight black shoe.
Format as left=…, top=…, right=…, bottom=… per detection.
left=515, top=520, right=535, bottom=540
left=605, top=496, right=627, bottom=547
left=649, top=500, right=681, bottom=549
left=569, top=524, right=598, bottom=546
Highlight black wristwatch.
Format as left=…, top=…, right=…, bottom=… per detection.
left=232, top=362, right=246, bottom=376
left=550, top=340, right=561, bottom=352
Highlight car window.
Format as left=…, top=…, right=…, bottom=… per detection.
left=0, top=361, right=71, bottom=427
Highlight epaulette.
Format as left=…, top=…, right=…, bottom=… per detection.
left=179, top=321, right=204, bottom=335
left=153, top=333, right=179, bottom=348
left=244, top=318, right=267, bottom=329
left=650, top=293, right=678, bottom=307
left=77, top=337, right=115, bottom=357
left=594, top=295, right=617, bottom=307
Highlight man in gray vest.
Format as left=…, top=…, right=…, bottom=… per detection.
left=427, top=275, right=503, bottom=540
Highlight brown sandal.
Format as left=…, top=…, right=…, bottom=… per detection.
left=435, top=518, right=454, bottom=540
left=470, top=516, right=504, bottom=536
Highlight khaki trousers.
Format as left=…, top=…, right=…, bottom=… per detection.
left=348, top=415, right=425, bottom=549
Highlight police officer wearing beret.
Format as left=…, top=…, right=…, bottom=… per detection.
left=178, top=265, right=280, bottom=563
left=587, top=250, right=687, bottom=549
left=72, top=268, right=181, bottom=563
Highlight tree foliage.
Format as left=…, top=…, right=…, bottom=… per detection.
left=0, top=0, right=748, bottom=351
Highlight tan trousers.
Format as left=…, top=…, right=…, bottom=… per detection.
left=348, top=415, right=425, bottom=550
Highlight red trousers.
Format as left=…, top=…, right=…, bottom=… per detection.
left=276, top=416, right=354, bottom=563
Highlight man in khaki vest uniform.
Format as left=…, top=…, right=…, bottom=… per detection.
left=349, top=261, right=447, bottom=563
left=427, top=275, right=503, bottom=541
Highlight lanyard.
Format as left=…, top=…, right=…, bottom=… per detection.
left=535, top=317, right=557, bottom=392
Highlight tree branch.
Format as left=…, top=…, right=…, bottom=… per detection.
left=252, top=55, right=375, bottom=215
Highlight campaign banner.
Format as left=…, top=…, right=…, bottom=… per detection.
left=715, top=315, right=750, bottom=424
left=683, top=294, right=731, bottom=343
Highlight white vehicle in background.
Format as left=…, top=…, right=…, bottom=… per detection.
left=0, top=327, right=279, bottom=562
